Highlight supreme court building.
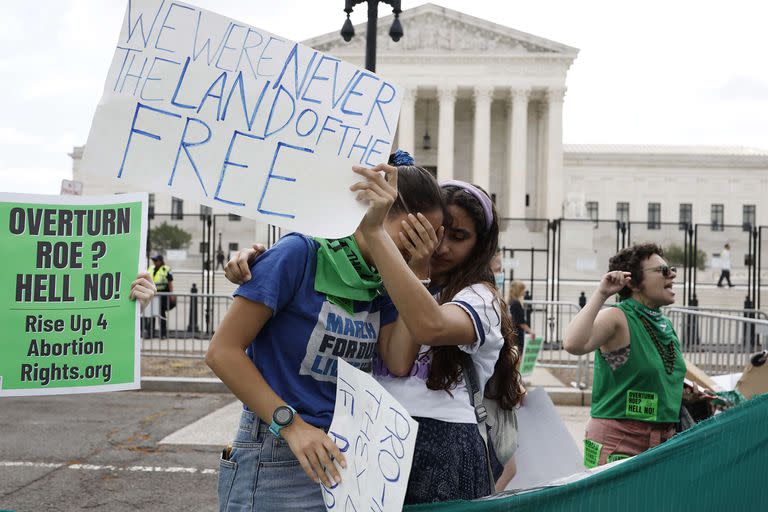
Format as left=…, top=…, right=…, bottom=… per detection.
left=71, top=3, right=768, bottom=269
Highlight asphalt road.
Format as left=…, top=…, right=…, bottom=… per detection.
left=0, top=390, right=592, bottom=511
left=0, top=391, right=233, bottom=512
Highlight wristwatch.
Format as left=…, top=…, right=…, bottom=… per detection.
left=269, top=405, right=296, bottom=438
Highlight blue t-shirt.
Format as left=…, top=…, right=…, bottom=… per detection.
left=234, top=233, right=398, bottom=429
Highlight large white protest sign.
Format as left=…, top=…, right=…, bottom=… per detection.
left=82, top=0, right=402, bottom=238
left=324, top=358, right=418, bottom=512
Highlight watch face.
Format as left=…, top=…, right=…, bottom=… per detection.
left=273, top=406, right=294, bottom=426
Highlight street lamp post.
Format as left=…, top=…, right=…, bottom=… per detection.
left=341, top=0, right=403, bottom=73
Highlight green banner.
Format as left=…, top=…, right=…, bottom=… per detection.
left=519, top=337, right=543, bottom=377
left=407, top=394, right=768, bottom=511
left=0, top=193, right=147, bottom=396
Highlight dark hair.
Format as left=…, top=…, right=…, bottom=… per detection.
left=388, top=165, right=444, bottom=218
left=608, top=243, right=665, bottom=299
left=426, top=184, right=525, bottom=410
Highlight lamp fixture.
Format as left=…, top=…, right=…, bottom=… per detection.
left=422, top=100, right=432, bottom=150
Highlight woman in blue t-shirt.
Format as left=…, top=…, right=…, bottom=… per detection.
left=353, top=165, right=525, bottom=503
left=206, top=163, right=443, bottom=512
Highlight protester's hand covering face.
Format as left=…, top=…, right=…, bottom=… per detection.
left=129, top=272, right=156, bottom=311
left=224, top=244, right=266, bottom=284
left=399, top=213, right=444, bottom=278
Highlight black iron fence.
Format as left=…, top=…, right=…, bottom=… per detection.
left=144, top=211, right=768, bottom=315
left=495, top=218, right=768, bottom=340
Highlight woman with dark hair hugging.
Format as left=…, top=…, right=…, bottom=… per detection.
left=564, top=243, right=688, bottom=467
left=355, top=166, right=524, bottom=504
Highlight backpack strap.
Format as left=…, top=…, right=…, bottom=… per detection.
left=461, top=354, right=496, bottom=493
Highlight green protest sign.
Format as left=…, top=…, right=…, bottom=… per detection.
left=520, top=337, right=543, bottom=377
left=0, top=193, right=147, bottom=396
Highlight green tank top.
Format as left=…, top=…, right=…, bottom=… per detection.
left=591, top=298, right=686, bottom=423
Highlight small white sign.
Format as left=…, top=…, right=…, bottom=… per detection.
left=165, top=249, right=188, bottom=261
left=576, top=256, right=597, bottom=272
left=324, top=359, right=418, bottom=512
left=60, top=179, right=83, bottom=196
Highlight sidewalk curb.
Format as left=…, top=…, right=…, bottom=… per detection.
left=542, top=386, right=592, bottom=407
left=141, top=376, right=229, bottom=394
left=140, top=377, right=593, bottom=406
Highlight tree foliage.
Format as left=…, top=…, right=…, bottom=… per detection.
left=149, top=222, right=192, bottom=252
left=664, top=243, right=707, bottom=271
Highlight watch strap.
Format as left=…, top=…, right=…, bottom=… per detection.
left=269, top=405, right=296, bottom=438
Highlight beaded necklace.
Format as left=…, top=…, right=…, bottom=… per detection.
left=637, top=314, right=677, bottom=375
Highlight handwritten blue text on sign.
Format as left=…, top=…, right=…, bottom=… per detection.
left=324, top=359, right=417, bottom=512
left=82, top=0, right=402, bottom=238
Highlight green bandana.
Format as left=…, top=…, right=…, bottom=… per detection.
left=623, top=298, right=676, bottom=346
left=314, top=236, right=382, bottom=314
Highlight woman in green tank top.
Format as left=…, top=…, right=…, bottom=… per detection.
left=564, top=243, right=689, bottom=467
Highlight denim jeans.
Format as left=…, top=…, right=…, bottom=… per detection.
left=218, top=409, right=326, bottom=512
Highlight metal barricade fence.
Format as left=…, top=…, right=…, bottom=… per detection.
left=524, top=301, right=768, bottom=386
left=665, top=307, right=768, bottom=375
left=526, top=300, right=593, bottom=387
left=138, top=295, right=768, bottom=380
left=141, top=292, right=233, bottom=357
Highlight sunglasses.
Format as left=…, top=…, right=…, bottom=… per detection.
left=642, top=265, right=677, bottom=277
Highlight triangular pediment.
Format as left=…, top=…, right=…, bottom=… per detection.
left=303, top=3, right=578, bottom=56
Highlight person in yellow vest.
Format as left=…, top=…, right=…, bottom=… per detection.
left=148, top=254, right=174, bottom=338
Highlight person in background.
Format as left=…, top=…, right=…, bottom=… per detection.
left=216, top=247, right=226, bottom=270
left=716, top=242, right=734, bottom=287
left=491, top=249, right=505, bottom=290
left=507, top=281, right=535, bottom=354
left=148, top=254, right=173, bottom=338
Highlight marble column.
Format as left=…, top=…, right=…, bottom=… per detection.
left=544, top=88, right=565, bottom=219
left=437, top=86, right=457, bottom=181
left=397, top=88, right=417, bottom=154
left=506, top=88, right=530, bottom=218
left=472, top=86, right=493, bottom=191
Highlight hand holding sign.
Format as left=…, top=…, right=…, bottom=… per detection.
left=350, top=164, right=398, bottom=232
left=129, top=272, right=156, bottom=311
left=324, top=358, right=417, bottom=512
left=282, top=415, right=347, bottom=488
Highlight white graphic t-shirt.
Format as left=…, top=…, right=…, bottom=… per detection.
left=373, top=284, right=504, bottom=423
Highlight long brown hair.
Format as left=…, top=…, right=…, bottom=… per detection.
left=426, top=185, right=525, bottom=410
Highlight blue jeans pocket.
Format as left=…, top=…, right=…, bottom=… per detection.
left=218, top=457, right=238, bottom=511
